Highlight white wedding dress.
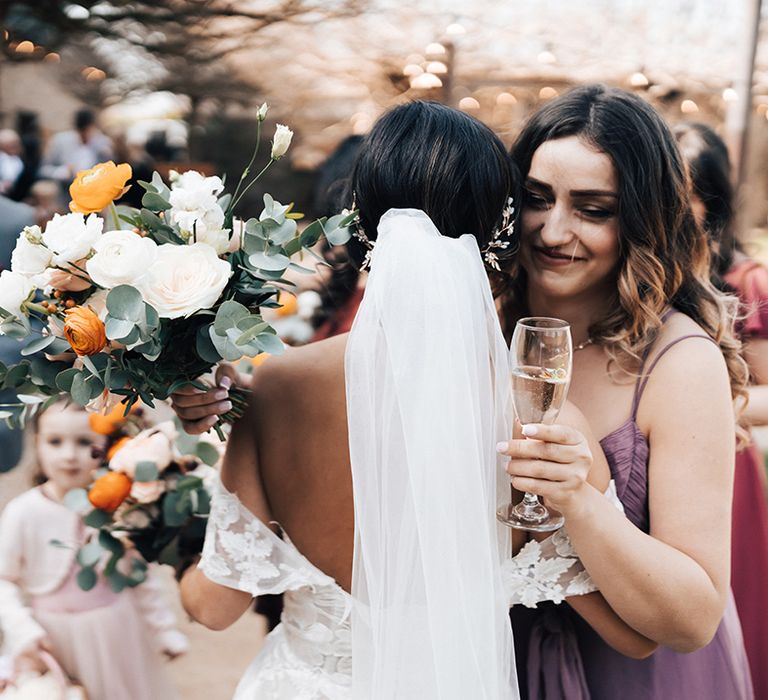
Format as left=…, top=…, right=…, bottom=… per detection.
left=198, top=209, right=623, bottom=699
left=199, top=474, right=622, bottom=699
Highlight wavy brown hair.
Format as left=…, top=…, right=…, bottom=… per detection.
left=500, top=85, right=747, bottom=422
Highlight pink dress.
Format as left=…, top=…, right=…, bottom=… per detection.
left=724, top=259, right=768, bottom=700
left=0, top=487, right=184, bottom=700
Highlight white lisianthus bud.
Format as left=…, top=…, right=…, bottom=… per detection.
left=257, top=103, right=269, bottom=122
left=0, top=270, right=34, bottom=321
left=11, top=227, right=52, bottom=277
left=271, top=124, right=293, bottom=160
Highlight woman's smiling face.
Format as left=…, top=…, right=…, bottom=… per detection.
left=519, top=136, right=621, bottom=302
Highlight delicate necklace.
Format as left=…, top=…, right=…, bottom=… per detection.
left=574, top=338, right=594, bottom=352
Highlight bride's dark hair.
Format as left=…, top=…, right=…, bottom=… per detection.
left=352, top=100, right=519, bottom=253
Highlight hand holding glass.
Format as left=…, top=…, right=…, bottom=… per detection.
left=497, top=317, right=572, bottom=531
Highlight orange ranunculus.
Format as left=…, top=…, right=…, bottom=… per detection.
left=89, top=402, right=128, bottom=436
left=275, top=292, right=298, bottom=318
left=63, top=305, right=107, bottom=356
left=88, top=471, right=132, bottom=512
left=106, top=436, right=131, bottom=461
left=69, top=161, right=132, bottom=214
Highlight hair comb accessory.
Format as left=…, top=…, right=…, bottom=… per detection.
left=483, top=197, right=515, bottom=271
left=344, top=192, right=374, bottom=271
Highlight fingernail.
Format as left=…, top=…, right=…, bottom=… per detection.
left=496, top=441, right=509, bottom=453
left=219, top=376, right=232, bottom=390
left=221, top=401, right=233, bottom=413
left=522, top=425, right=538, bottom=437
left=205, top=416, right=218, bottom=427
left=214, top=390, right=229, bottom=401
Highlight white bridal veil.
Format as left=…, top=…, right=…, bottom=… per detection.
left=346, top=209, right=519, bottom=698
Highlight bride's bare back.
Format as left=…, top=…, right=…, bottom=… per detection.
left=222, top=332, right=354, bottom=591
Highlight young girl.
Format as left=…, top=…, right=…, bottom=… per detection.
left=500, top=85, right=753, bottom=699
left=0, top=400, right=188, bottom=700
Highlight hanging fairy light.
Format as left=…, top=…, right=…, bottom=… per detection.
left=496, top=92, right=517, bottom=105
left=722, top=88, right=738, bottom=102
left=426, top=61, right=448, bottom=74
left=403, top=64, right=424, bottom=77
left=680, top=99, right=699, bottom=114
left=459, top=97, right=480, bottom=110
left=410, top=72, right=443, bottom=89
left=539, top=86, right=558, bottom=99
left=629, top=72, right=649, bottom=87
left=425, top=42, right=447, bottom=56
left=44, top=52, right=61, bottom=63
left=15, top=40, right=35, bottom=54
left=537, top=51, right=556, bottom=65
left=446, top=23, right=466, bottom=36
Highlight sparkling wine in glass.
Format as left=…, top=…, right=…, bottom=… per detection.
left=497, top=317, right=572, bottom=531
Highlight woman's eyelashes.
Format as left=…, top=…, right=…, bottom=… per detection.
left=524, top=189, right=615, bottom=221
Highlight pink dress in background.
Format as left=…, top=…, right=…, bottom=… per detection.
left=725, top=258, right=768, bottom=700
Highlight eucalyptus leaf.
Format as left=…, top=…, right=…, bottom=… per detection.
left=106, top=571, right=128, bottom=593
left=98, top=531, right=125, bottom=556
left=77, top=567, right=98, bottom=591
left=141, top=191, right=172, bottom=211
left=298, top=220, right=325, bottom=248
left=55, top=367, right=80, bottom=392
left=209, top=326, right=244, bottom=362
left=263, top=218, right=297, bottom=245
left=248, top=251, right=290, bottom=272
left=105, top=317, right=136, bottom=340
left=84, top=509, right=113, bottom=528
left=196, top=488, right=212, bottom=515
left=63, top=487, right=90, bottom=513
left=257, top=333, right=285, bottom=355
left=134, top=461, right=159, bottom=482
left=76, top=539, right=103, bottom=568
left=107, top=286, right=144, bottom=322
left=162, top=492, right=187, bottom=527
left=196, top=442, right=220, bottom=466
left=213, top=300, right=250, bottom=334
left=4, top=363, right=29, bottom=388
left=196, top=325, right=222, bottom=364
left=20, top=334, right=57, bottom=356
left=71, top=372, right=91, bottom=405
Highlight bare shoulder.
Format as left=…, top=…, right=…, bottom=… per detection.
left=651, top=312, right=726, bottom=373
left=249, top=333, right=348, bottom=395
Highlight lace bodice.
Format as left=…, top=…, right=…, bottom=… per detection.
left=197, top=479, right=623, bottom=698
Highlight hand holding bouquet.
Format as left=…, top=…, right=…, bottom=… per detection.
left=0, top=106, right=354, bottom=437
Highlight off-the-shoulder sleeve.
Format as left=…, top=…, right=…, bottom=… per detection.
left=198, top=478, right=333, bottom=596
left=727, top=261, right=768, bottom=340
left=504, top=481, right=625, bottom=608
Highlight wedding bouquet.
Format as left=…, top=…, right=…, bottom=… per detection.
left=63, top=418, right=217, bottom=591
left=0, top=106, right=353, bottom=436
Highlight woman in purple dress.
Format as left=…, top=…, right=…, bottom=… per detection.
left=674, top=121, right=768, bottom=700
left=498, top=85, right=754, bottom=699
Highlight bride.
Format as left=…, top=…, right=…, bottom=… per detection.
left=176, top=101, right=651, bottom=699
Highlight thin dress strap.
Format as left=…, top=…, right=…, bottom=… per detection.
left=630, top=334, right=718, bottom=418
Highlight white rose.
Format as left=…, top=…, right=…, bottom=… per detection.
left=168, top=171, right=223, bottom=222
left=0, top=270, right=34, bottom=320
left=271, top=124, right=293, bottom=159
left=184, top=205, right=231, bottom=255
left=86, top=230, right=158, bottom=289
left=11, top=226, right=52, bottom=277
left=138, top=242, right=232, bottom=319
left=42, top=212, right=103, bottom=265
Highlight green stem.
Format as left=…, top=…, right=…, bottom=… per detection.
left=231, top=160, right=275, bottom=212
left=25, top=302, right=52, bottom=316
left=228, top=119, right=263, bottom=220
left=110, top=202, right=120, bottom=231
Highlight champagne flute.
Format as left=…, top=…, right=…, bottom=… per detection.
left=497, top=317, right=572, bottom=531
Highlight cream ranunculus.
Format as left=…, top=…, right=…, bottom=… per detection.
left=110, top=421, right=178, bottom=478
left=271, top=124, right=293, bottom=160
left=168, top=171, right=230, bottom=253
left=86, top=230, right=158, bottom=289
left=130, top=480, right=166, bottom=504
left=0, top=270, right=34, bottom=320
left=42, top=212, right=103, bottom=265
left=138, top=242, right=232, bottom=319
left=187, top=206, right=231, bottom=255
left=10, top=226, right=52, bottom=277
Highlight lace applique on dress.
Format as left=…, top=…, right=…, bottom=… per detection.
left=504, top=481, right=624, bottom=608
left=199, top=479, right=333, bottom=596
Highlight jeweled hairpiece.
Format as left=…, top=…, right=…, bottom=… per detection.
left=346, top=194, right=515, bottom=272
left=483, top=197, right=515, bottom=272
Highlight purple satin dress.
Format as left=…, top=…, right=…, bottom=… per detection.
left=511, top=332, right=754, bottom=700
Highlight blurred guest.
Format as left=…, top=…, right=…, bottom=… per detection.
left=39, top=109, right=113, bottom=197
left=310, top=135, right=365, bottom=341
left=675, top=121, right=768, bottom=700
left=0, top=194, right=34, bottom=472
left=8, top=111, right=42, bottom=202
left=0, top=130, right=24, bottom=197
